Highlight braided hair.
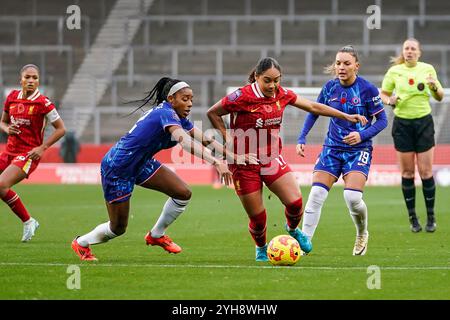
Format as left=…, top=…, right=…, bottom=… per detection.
left=128, top=77, right=182, bottom=114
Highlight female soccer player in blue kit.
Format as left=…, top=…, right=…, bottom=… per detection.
left=297, top=46, right=388, bottom=255
left=71, top=77, right=234, bottom=261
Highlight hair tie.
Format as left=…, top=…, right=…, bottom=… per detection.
left=167, top=81, right=190, bottom=97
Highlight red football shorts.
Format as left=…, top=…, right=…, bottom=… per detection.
left=229, top=155, right=292, bottom=196
left=0, top=152, right=40, bottom=177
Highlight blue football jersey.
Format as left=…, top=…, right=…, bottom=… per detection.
left=102, top=101, right=194, bottom=178
left=318, top=76, right=384, bottom=150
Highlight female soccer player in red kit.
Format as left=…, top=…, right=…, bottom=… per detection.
left=207, top=57, right=367, bottom=261
left=0, top=64, right=66, bottom=241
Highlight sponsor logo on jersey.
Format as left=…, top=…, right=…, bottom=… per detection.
left=264, top=117, right=282, bottom=126
left=255, top=118, right=264, bottom=128
left=254, top=116, right=282, bottom=128
left=250, top=106, right=260, bottom=113
left=10, top=115, right=31, bottom=126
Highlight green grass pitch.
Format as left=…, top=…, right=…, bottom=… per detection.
left=0, top=184, right=449, bottom=299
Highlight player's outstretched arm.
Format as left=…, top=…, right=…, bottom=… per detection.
left=189, top=126, right=229, bottom=161
left=168, top=125, right=233, bottom=186
left=348, top=109, right=388, bottom=145
left=206, top=101, right=258, bottom=165
left=189, top=127, right=257, bottom=165
left=207, top=100, right=232, bottom=144
left=292, top=96, right=368, bottom=126
left=296, top=112, right=319, bottom=157
left=27, top=118, right=66, bottom=161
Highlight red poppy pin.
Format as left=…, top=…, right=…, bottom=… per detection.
left=408, top=78, right=415, bottom=85
left=340, top=97, right=347, bottom=104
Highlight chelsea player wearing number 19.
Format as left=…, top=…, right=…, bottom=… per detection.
left=71, top=77, right=234, bottom=261
left=296, top=46, right=388, bottom=255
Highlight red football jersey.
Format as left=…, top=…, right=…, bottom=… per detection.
left=221, top=82, right=297, bottom=163
left=3, top=89, right=60, bottom=155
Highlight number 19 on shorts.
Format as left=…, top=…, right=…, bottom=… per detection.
left=358, top=151, right=370, bottom=165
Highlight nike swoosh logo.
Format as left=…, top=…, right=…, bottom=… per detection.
left=329, top=98, right=338, bottom=102
left=425, top=197, right=434, bottom=201
left=250, top=107, right=260, bottom=112
left=405, top=198, right=414, bottom=201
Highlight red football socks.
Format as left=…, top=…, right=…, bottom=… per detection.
left=1, top=189, right=31, bottom=222
left=285, top=198, right=303, bottom=230
left=248, top=210, right=267, bottom=247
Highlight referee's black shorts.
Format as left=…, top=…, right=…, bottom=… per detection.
left=392, top=114, right=435, bottom=153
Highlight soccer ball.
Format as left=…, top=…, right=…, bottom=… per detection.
left=267, top=235, right=301, bottom=266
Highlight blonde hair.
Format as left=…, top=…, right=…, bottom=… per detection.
left=324, top=45, right=359, bottom=76
left=390, top=38, right=421, bottom=66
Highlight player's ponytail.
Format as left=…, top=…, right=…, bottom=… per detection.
left=126, top=77, right=182, bottom=115
left=248, top=57, right=281, bottom=83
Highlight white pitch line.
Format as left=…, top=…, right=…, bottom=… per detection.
left=0, top=262, right=449, bottom=270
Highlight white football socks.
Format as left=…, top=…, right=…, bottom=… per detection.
left=151, top=198, right=190, bottom=238
left=77, top=221, right=118, bottom=247
left=343, top=189, right=368, bottom=236
left=302, top=185, right=329, bottom=239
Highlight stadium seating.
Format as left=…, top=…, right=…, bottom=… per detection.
left=1, top=0, right=449, bottom=145
left=0, top=0, right=115, bottom=103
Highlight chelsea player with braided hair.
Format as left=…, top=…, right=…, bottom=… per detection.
left=297, top=46, right=388, bottom=255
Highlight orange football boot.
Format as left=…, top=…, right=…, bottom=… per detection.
left=144, top=232, right=182, bottom=254
left=71, top=238, right=98, bottom=261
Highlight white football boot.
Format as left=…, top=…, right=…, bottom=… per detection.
left=22, top=217, right=39, bottom=242
left=353, top=232, right=369, bottom=256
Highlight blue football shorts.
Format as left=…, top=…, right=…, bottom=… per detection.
left=101, top=157, right=162, bottom=203
left=313, top=146, right=372, bottom=179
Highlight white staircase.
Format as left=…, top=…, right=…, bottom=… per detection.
left=59, top=0, right=154, bottom=138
